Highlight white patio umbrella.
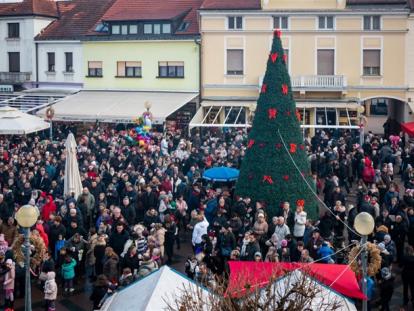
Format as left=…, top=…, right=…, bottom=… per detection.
left=64, top=133, right=83, bottom=199
left=0, top=106, right=50, bottom=135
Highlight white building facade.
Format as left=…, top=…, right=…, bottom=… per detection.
left=36, top=41, right=83, bottom=89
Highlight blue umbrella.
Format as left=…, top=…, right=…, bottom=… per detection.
left=203, top=167, right=239, bottom=182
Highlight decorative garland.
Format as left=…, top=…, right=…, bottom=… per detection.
left=12, top=234, right=46, bottom=269
left=348, top=242, right=381, bottom=277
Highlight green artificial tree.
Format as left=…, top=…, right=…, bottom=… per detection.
left=236, top=29, right=318, bottom=220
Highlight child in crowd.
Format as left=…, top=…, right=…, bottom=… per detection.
left=4, top=258, right=15, bottom=311
left=44, top=271, right=57, bottom=311
left=61, top=255, right=76, bottom=294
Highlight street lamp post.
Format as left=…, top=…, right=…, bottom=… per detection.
left=354, top=212, right=375, bottom=311
left=15, top=204, right=39, bottom=311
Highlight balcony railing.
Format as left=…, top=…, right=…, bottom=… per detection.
left=0, top=72, right=31, bottom=84
left=291, top=75, right=347, bottom=89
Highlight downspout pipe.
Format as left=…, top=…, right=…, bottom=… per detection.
left=35, top=42, right=39, bottom=88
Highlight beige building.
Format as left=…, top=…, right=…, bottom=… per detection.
left=194, top=0, right=413, bottom=135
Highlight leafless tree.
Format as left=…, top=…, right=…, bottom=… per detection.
left=165, top=269, right=343, bottom=311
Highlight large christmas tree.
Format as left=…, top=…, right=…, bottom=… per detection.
left=236, top=30, right=318, bottom=220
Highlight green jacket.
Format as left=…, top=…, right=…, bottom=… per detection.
left=61, top=258, right=76, bottom=280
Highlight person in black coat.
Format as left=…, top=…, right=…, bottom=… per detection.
left=142, top=186, right=158, bottom=211
left=120, top=197, right=136, bottom=226
left=379, top=267, right=394, bottom=311
left=48, top=216, right=66, bottom=255
left=109, top=223, right=129, bottom=256
left=90, top=275, right=110, bottom=310
left=94, top=236, right=107, bottom=276
left=402, top=246, right=414, bottom=308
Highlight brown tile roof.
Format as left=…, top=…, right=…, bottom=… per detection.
left=200, top=0, right=261, bottom=10
left=36, top=0, right=116, bottom=40
left=101, top=0, right=201, bottom=22
left=0, top=0, right=58, bottom=18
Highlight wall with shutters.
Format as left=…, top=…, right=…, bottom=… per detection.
left=82, top=40, right=199, bottom=92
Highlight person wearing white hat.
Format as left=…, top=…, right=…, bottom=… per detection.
left=3, top=258, right=15, bottom=310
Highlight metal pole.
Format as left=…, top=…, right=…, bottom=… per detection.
left=24, top=227, right=32, bottom=311
left=361, top=235, right=368, bottom=311
left=49, top=120, right=53, bottom=141
left=360, top=126, right=364, bottom=146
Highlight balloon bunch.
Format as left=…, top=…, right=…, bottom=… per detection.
left=125, top=112, right=153, bottom=147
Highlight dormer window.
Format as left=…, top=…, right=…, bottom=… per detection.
left=143, top=23, right=171, bottom=35
left=112, top=25, right=120, bottom=34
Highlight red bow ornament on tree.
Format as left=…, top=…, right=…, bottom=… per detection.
left=261, top=84, right=267, bottom=94
left=274, top=29, right=282, bottom=38
left=270, top=52, right=278, bottom=63
left=283, top=175, right=289, bottom=181
left=282, top=84, right=288, bottom=95
left=247, top=139, right=255, bottom=149
left=268, top=108, right=277, bottom=119
left=282, top=54, right=288, bottom=64
left=263, top=175, right=273, bottom=184
left=289, top=143, right=297, bottom=153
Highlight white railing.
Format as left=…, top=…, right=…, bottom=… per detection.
left=291, top=75, right=347, bottom=89
left=0, top=72, right=31, bottom=84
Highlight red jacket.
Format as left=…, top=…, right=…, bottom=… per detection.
left=41, top=195, right=56, bottom=221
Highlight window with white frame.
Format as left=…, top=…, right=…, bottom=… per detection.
left=129, top=25, right=138, bottom=34
left=47, top=52, right=55, bottom=72
left=370, top=98, right=388, bottom=115
left=363, top=50, right=381, bottom=76
left=274, top=16, right=288, bottom=29
left=363, top=16, right=381, bottom=30
left=317, top=49, right=335, bottom=75
left=228, top=16, right=243, bottom=30
left=227, top=49, right=243, bottom=75
left=112, top=25, right=120, bottom=34
left=318, top=16, right=334, bottom=29
left=65, top=52, right=73, bottom=72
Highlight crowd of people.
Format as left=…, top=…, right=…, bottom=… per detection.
left=0, top=123, right=413, bottom=310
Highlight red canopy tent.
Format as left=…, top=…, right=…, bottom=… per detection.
left=401, top=122, right=414, bottom=136
left=227, top=261, right=365, bottom=300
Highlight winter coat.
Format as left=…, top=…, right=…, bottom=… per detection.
left=103, top=256, right=119, bottom=282
left=44, top=271, right=57, bottom=300
left=61, top=258, right=76, bottom=280
left=41, top=196, right=56, bottom=221
left=273, top=224, right=290, bottom=248
left=3, top=264, right=15, bottom=290
left=293, top=211, right=307, bottom=238
left=109, top=229, right=129, bottom=256
left=0, top=223, right=18, bottom=246
left=192, top=218, right=209, bottom=246
left=240, top=240, right=260, bottom=261
left=379, top=277, right=394, bottom=303
left=35, top=223, right=49, bottom=248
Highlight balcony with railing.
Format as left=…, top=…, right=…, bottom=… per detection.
left=291, top=75, right=347, bottom=90
left=0, top=72, right=31, bottom=84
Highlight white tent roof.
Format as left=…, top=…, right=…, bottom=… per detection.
left=36, top=91, right=198, bottom=124
left=101, top=266, right=210, bottom=311
left=266, top=270, right=357, bottom=311
left=0, top=106, right=50, bottom=135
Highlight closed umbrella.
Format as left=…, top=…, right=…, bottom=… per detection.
left=64, top=133, right=82, bottom=199
left=203, top=167, right=239, bottom=182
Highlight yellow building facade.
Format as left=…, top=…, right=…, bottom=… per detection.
left=196, top=0, right=411, bottom=134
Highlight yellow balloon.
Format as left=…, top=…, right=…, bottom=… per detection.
left=143, top=126, right=151, bottom=131
left=139, top=140, right=145, bottom=146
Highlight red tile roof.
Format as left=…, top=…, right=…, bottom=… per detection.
left=200, top=0, right=261, bottom=10
left=0, top=0, right=58, bottom=18
left=36, top=0, right=116, bottom=40
left=101, top=0, right=201, bottom=22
